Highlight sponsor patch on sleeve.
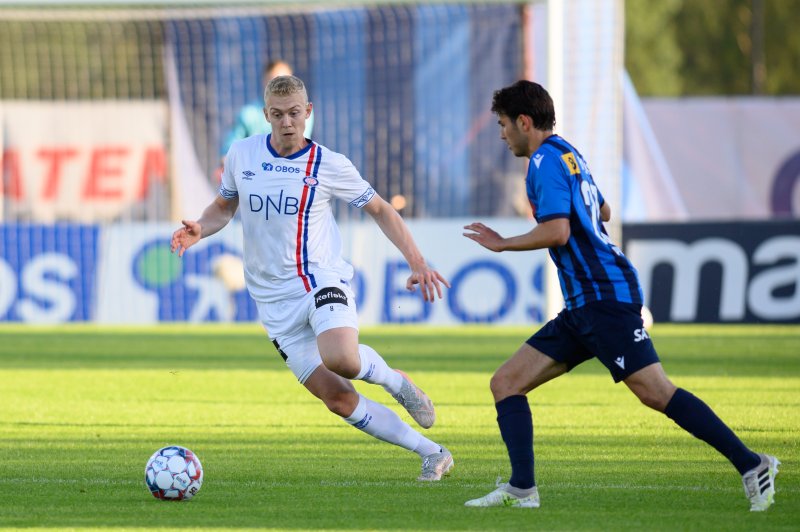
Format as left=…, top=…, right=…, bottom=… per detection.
left=219, top=185, right=239, bottom=199
left=561, top=153, right=580, bottom=175
left=314, top=287, right=349, bottom=308
left=349, top=187, right=376, bottom=208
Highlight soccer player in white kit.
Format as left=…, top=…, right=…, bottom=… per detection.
left=171, top=75, right=454, bottom=481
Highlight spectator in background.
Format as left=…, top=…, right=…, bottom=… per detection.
left=219, top=59, right=315, bottom=162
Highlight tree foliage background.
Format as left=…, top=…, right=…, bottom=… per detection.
left=625, top=0, right=800, bottom=96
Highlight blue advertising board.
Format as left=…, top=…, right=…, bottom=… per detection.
left=0, top=224, right=99, bottom=322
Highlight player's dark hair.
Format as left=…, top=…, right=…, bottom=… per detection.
left=491, top=80, right=556, bottom=131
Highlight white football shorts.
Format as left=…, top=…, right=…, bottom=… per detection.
left=256, top=283, right=359, bottom=383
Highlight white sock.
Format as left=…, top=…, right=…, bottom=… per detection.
left=344, top=394, right=439, bottom=457
left=413, top=437, right=441, bottom=457
left=354, top=344, right=403, bottom=395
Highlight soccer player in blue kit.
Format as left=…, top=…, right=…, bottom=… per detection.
left=462, top=80, right=779, bottom=511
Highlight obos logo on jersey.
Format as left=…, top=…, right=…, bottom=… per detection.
left=304, top=176, right=318, bottom=187
left=262, top=162, right=300, bottom=174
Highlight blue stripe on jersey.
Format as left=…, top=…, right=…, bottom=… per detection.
left=561, top=239, right=599, bottom=302
left=553, top=250, right=585, bottom=308
left=568, top=217, right=618, bottom=301
left=302, top=185, right=317, bottom=289
left=536, top=136, right=642, bottom=309
left=612, top=247, right=643, bottom=303
left=312, top=145, right=323, bottom=177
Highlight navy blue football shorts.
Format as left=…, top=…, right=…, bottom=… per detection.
left=526, top=301, right=660, bottom=383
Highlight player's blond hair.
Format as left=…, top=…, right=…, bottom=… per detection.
left=264, top=75, right=308, bottom=105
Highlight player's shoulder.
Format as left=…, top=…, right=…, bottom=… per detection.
left=310, top=141, right=353, bottom=169
left=531, top=136, right=581, bottom=176
left=540, top=135, right=576, bottom=158
left=529, top=145, right=562, bottom=174
left=308, top=142, right=367, bottom=188
left=230, top=134, right=268, bottom=154
left=311, top=140, right=339, bottom=158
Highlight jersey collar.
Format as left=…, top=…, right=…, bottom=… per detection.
left=266, top=134, right=315, bottom=160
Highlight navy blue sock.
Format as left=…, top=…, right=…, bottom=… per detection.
left=495, top=395, right=535, bottom=489
left=664, top=388, right=760, bottom=474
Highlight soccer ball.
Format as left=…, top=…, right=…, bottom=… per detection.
left=144, top=445, right=203, bottom=500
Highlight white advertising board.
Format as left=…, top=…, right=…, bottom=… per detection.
left=1, top=101, right=167, bottom=222
left=95, top=218, right=548, bottom=325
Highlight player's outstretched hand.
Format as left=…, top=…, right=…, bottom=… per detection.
left=463, top=222, right=506, bottom=252
left=171, top=220, right=202, bottom=257
left=406, top=264, right=450, bottom=303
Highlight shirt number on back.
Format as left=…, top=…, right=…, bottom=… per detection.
left=580, top=181, right=622, bottom=255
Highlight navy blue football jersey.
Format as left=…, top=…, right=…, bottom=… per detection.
left=526, top=135, right=643, bottom=309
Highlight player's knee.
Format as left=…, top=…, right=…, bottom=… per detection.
left=489, top=372, right=502, bottom=395
left=626, top=366, right=676, bottom=412
left=634, top=387, right=671, bottom=412
left=322, top=352, right=360, bottom=379
left=489, top=371, right=515, bottom=400
left=636, top=392, right=660, bottom=411
left=322, top=389, right=358, bottom=417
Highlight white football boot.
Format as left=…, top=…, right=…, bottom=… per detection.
left=465, top=478, right=540, bottom=508
left=391, top=370, right=435, bottom=429
left=742, top=453, right=780, bottom=511
left=417, top=447, right=454, bottom=481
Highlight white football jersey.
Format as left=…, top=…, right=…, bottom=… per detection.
left=220, top=134, right=375, bottom=303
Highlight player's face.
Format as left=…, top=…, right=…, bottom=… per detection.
left=265, top=92, right=311, bottom=155
left=497, top=114, right=527, bottom=157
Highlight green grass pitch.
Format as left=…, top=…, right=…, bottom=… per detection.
left=0, top=324, right=796, bottom=531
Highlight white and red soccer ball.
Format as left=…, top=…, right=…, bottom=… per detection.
left=145, top=445, right=203, bottom=500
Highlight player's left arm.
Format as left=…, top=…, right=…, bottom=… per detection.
left=600, top=201, right=611, bottom=222
left=362, top=194, right=450, bottom=302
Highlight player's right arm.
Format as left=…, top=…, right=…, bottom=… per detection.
left=463, top=217, right=570, bottom=252
left=465, top=151, right=572, bottom=251
left=171, top=195, right=239, bottom=257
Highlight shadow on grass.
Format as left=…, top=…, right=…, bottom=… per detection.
left=0, top=327, right=798, bottom=378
